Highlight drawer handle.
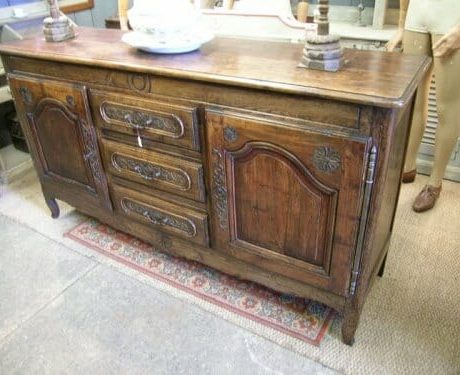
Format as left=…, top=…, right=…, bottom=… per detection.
left=124, top=113, right=139, bottom=129
left=143, top=211, right=166, bottom=225
left=101, top=102, right=185, bottom=138
left=132, top=164, right=161, bottom=180
left=121, top=198, right=197, bottom=237
left=124, top=113, right=153, bottom=130
left=112, top=153, right=192, bottom=190
left=143, top=211, right=196, bottom=237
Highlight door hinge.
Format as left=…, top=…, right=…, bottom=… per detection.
left=350, top=145, right=377, bottom=295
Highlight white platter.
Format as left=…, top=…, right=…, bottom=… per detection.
left=121, top=31, right=214, bottom=54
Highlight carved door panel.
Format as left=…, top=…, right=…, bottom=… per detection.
left=206, top=112, right=372, bottom=296
left=8, top=74, right=112, bottom=212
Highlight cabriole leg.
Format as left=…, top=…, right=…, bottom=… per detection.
left=45, top=197, right=60, bottom=219
left=342, top=305, right=361, bottom=346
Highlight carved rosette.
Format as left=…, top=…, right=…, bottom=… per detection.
left=313, top=146, right=341, bottom=173
left=19, top=87, right=33, bottom=105
left=101, top=102, right=184, bottom=137
left=80, top=119, right=104, bottom=183
left=212, top=148, right=228, bottom=230
left=66, top=95, right=75, bottom=108
left=223, top=127, right=238, bottom=143
left=111, top=153, right=191, bottom=190
left=121, top=198, right=197, bottom=237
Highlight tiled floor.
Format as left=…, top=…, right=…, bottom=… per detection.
left=0, top=214, right=339, bottom=375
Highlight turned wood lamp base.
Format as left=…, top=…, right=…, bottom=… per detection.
left=43, top=0, right=75, bottom=42
left=299, top=0, right=343, bottom=72
left=43, top=16, right=75, bottom=42
left=299, top=34, right=344, bottom=72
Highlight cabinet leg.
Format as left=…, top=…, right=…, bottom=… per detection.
left=342, top=307, right=360, bottom=346
left=45, top=197, right=60, bottom=219
left=378, top=253, right=388, bottom=277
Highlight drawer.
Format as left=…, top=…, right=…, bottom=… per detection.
left=112, top=184, right=209, bottom=247
left=90, top=90, right=200, bottom=151
left=101, top=139, right=205, bottom=202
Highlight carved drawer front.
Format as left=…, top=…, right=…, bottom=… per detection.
left=112, top=184, right=209, bottom=246
left=101, top=139, right=205, bottom=202
left=90, top=90, right=200, bottom=151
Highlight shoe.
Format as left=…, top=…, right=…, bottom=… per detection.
left=402, top=169, right=417, bottom=183
left=413, top=184, right=442, bottom=213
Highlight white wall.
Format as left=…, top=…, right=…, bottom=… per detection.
left=67, top=0, right=119, bottom=28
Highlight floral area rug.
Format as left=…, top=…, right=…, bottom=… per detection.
left=65, top=219, right=335, bottom=346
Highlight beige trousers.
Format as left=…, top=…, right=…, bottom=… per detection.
left=403, top=30, right=460, bottom=186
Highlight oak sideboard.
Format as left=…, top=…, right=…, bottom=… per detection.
left=0, top=27, right=430, bottom=344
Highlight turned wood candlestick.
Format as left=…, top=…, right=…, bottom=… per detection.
left=43, top=0, right=75, bottom=42
left=299, top=0, right=344, bottom=72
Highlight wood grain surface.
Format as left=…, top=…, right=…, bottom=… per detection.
left=0, top=27, right=431, bottom=107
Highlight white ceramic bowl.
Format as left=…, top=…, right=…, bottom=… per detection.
left=128, top=0, right=200, bottom=42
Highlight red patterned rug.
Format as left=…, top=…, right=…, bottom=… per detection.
left=65, top=219, right=335, bottom=346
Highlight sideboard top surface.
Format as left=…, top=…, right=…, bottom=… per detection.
left=0, top=27, right=430, bottom=108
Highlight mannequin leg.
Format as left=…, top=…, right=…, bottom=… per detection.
left=412, top=35, right=460, bottom=212
left=427, top=35, right=460, bottom=187
left=402, top=31, right=433, bottom=174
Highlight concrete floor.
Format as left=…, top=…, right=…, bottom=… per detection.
left=0, top=214, right=339, bottom=375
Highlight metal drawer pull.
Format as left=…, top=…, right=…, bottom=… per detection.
left=111, top=153, right=192, bottom=190
left=132, top=164, right=161, bottom=180
left=101, top=102, right=184, bottom=139
left=121, top=198, right=197, bottom=237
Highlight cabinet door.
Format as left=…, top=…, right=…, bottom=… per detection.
left=206, top=112, right=372, bottom=296
left=9, top=74, right=112, bottom=212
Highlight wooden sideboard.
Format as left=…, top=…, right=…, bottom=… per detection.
left=0, top=28, right=430, bottom=345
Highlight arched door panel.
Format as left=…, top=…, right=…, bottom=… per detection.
left=9, top=74, right=112, bottom=212
left=207, top=111, right=371, bottom=296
